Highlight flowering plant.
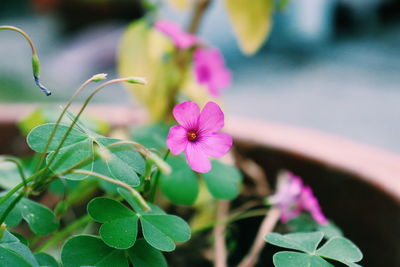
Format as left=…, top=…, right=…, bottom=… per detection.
left=0, top=1, right=364, bottom=267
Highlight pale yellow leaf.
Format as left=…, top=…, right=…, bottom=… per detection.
left=225, top=0, right=274, bottom=55
left=117, top=20, right=179, bottom=121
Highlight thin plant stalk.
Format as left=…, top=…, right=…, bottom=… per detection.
left=149, top=149, right=170, bottom=202
left=39, top=77, right=145, bottom=184
left=72, top=170, right=150, bottom=211
left=0, top=175, right=38, bottom=206
left=237, top=207, right=281, bottom=267
left=0, top=25, right=51, bottom=96
left=35, top=74, right=106, bottom=173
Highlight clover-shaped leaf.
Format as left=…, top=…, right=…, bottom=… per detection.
left=202, top=160, right=242, bottom=200
left=118, top=189, right=191, bottom=252
left=266, top=231, right=363, bottom=267
left=160, top=156, right=199, bottom=205
left=27, top=121, right=145, bottom=187
left=19, top=198, right=59, bottom=235
left=61, top=235, right=128, bottom=267
left=127, top=238, right=167, bottom=267
left=87, top=198, right=138, bottom=249
left=0, top=195, right=59, bottom=235
left=0, top=230, right=39, bottom=267
left=140, top=213, right=191, bottom=251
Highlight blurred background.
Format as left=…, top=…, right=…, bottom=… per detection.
left=0, top=0, right=399, bottom=151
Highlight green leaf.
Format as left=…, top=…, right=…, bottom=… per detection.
left=273, top=251, right=334, bottom=267
left=61, top=235, right=128, bottom=267
left=34, top=252, right=59, bottom=267
left=0, top=247, right=33, bottom=267
left=94, top=138, right=145, bottom=187
left=0, top=161, right=24, bottom=190
left=266, top=232, right=324, bottom=253
left=127, top=238, right=167, bottom=267
left=0, top=230, right=39, bottom=267
left=20, top=198, right=59, bottom=235
left=0, top=194, right=23, bottom=227
left=202, top=161, right=242, bottom=200
left=140, top=214, right=191, bottom=251
left=224, top=0, right=273, bottom=55
left=27, top=123, right=86, bottom=153
left=316, top=237, right=363, bottom=265
left=160, top=156, right=199, bottom=205
left=131, top=123, right=170, bottom=151
left=47, top=138, right=94, bottom=180
left=87, top=198, right=138, bottom=249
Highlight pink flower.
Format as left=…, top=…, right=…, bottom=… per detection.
left=166, top=101, right=233, bottom=173
left=155, top=20, right=197, bottom=49
left=193, top=48, right=231, bottom=97
left=299, top=186, right=328, bottom=225
left=269, top=171, right=328, bottom=225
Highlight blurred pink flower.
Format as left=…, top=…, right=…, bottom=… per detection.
left=269, top=171, right=328, bottom=225
left=167, top=101, right=232, bottom=173
left=299, top=186, right=328, bottom=225
left=155, top=20, right=197, bottom=49
left=193, top=48, right=231, bottom=97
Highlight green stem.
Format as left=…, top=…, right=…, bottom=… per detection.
left=35, top=75, right=104, bottom=174
left=187, top=0, right=211, bottom=34
left=41, top=77, right=145, bottom=184
left=0, top=25, right=51, bottom=96
left=35, top=214, right=91, bottom=252
left=0, top=175, right=36, bottom=206
left=0, top=25, right=36, bottom=54
left=149, top=150, right=170, bottom=203
left=72, top=170, right=150, bottom=211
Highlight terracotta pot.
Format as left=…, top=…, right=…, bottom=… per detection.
left=0, top=104, right=399, bottom=266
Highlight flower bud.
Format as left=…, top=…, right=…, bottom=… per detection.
left=91, top=73, right=108, bottom=82
left=31, top=54, right=40, bottom=77
left=126, top=77, right=147, bottom=85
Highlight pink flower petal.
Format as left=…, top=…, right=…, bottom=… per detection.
left=200, top=132, right=232, bottom=158
left=155, top=20, right=197, bottom=49
left=193, top=48, right=231, bottom=96
left=198, top=102, right=224, bottom=133
left=166, top=125, right=188, bottom=155
left=300, top=187, right=328, bottom=225
left=173, top=101, right=200, bottom=129
left=185, top=142, right=211, bottom=173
